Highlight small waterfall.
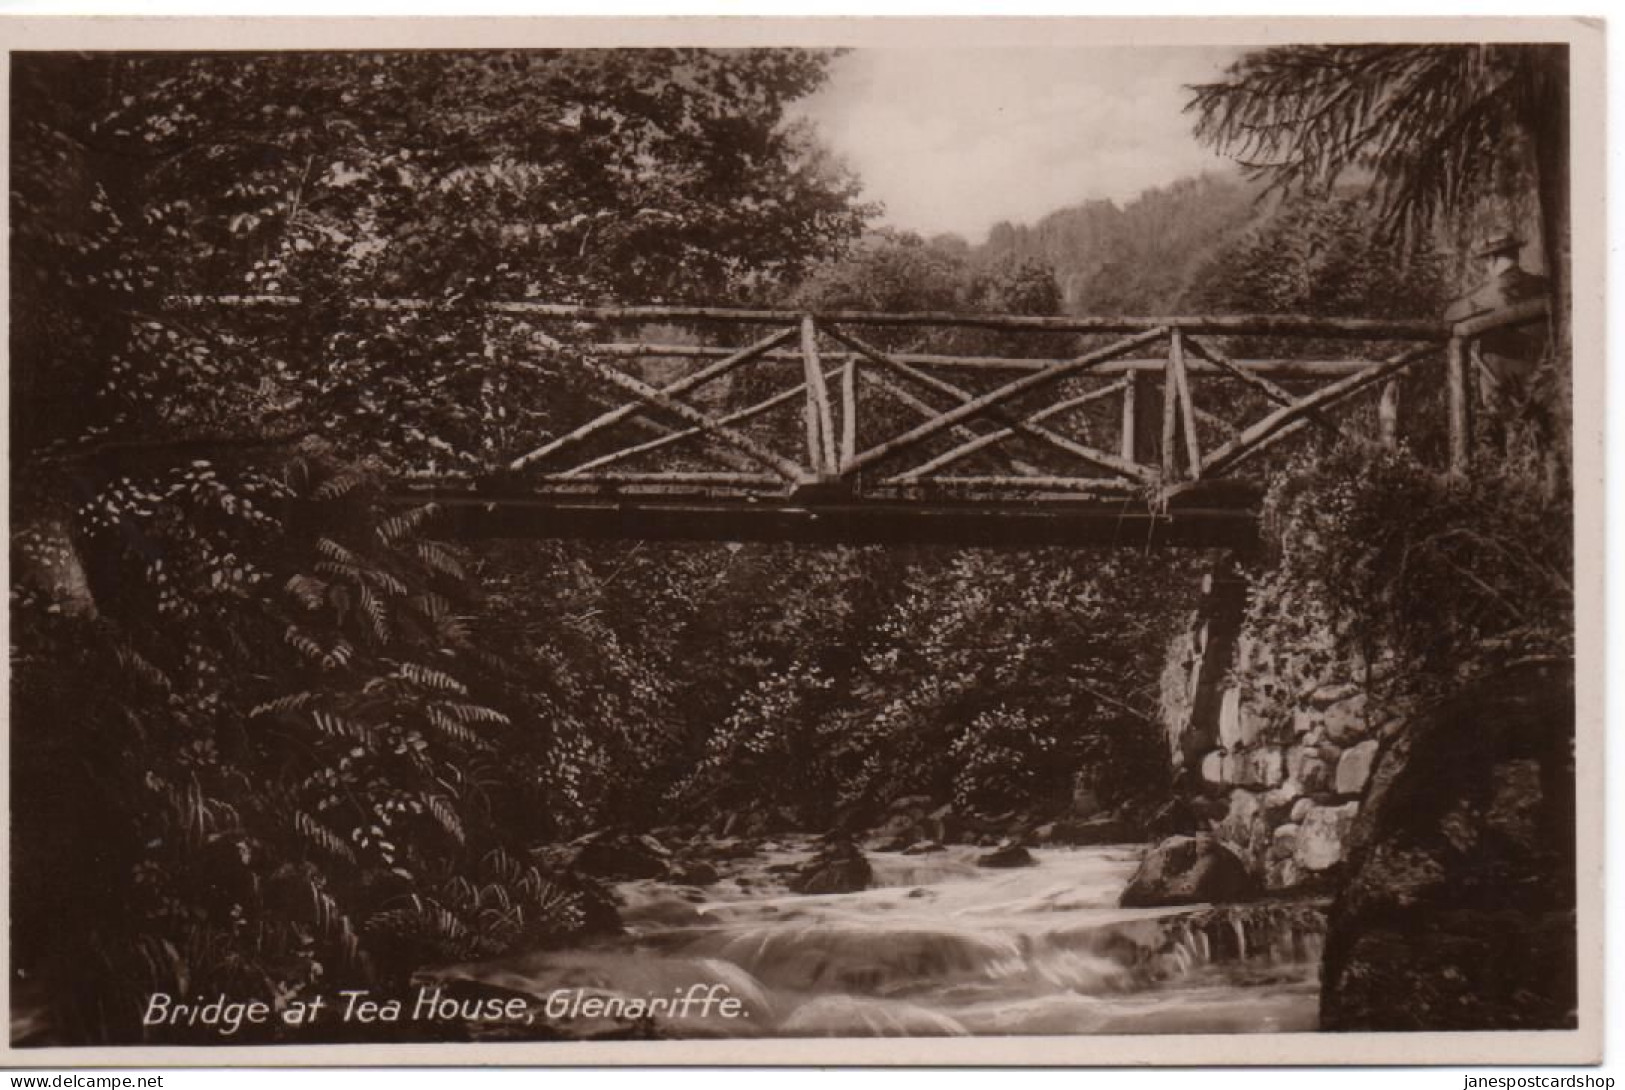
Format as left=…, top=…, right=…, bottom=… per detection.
left=1128, top=902, right=1328, bottom=985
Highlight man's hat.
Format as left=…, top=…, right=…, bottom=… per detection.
left=1474, top=233, right=1525, bottom=260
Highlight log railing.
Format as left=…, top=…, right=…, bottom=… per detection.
left=494, top=305, right=1548, bottom=501
left=169, top=294, right=1555, bottom=506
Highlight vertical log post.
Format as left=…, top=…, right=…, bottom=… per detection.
left=802, top=315, right=838, bottom=475
left=1378, top=379, right=1401, bottom=451
left=1447, top=334, right=1472, bottom=476
left=803, top=365, right=822, bottom=471
left=1161, top=341, right=1180, bottom=480
left=1120, top=371, right=1138, bottom=463
left=1170, top=329, right=1202, bottom=480
left=839, top=353, right=858, bottom=472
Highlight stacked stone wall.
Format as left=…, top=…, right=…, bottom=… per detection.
left=1165, top=570, right=1405, bottom=890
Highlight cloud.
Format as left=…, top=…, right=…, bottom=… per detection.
left=792, top=46, right=1242, bottom=242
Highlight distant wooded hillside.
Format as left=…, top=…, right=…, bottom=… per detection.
left=949, top=166, right=1538, bottom=319
left=969, top=172, right=1271, bottom=315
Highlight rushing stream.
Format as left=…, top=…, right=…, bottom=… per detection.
left=428, top=840, right=1327, bottom=1038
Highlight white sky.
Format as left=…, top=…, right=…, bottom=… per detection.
left=791, top=46, right=1243, bottom=243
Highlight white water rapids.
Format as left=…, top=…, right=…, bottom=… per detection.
left=430, top=841, right=1326, bottom=1037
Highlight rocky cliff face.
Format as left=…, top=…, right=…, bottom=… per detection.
left=1318, top=662, right=1576, bottom=1030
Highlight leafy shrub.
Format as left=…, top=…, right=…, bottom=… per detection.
left=949, top=707, right=1063, bottom=814
left=1254, top=444, right=1572, bottom=697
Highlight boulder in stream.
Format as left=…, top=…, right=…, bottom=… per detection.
left=569, top=831, right=672, bottom=880
left=1046, top=813, right=1141, bottom=846
left=976, top=842, right=1036, bottom=868
left=865, top=795, right=956, bottom=850
left=790, top=836, right=874, bottom=894
left=1119, top=834, right=1259, bottom=908
left=1143, top=796, right=1201, bottom=838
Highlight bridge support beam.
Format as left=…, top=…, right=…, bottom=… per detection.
left=406, top=487, right=1263, bottom=550
left=1447, top=334, right=1474, bottom=476
left=1172, top=556, right=1250, bottom=769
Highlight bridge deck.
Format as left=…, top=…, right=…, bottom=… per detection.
left=396, top=479, right=1263, bottom=549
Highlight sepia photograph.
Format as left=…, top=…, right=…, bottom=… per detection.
left=2, top=16, right=1604, bottom=1067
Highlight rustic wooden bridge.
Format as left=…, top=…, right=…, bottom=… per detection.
left=395, top=298, right=1550, bottom=548
left=185, top=293, right=1552, bottom=548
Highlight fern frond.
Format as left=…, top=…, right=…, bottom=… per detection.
left=282, top=625, right=354, bottom=672
left=362, top=676, right=398, bottom=697
left=439, top=702, right=511, bottom=726
left=481, top=847, right=523, bottom=885
left=427, top=796, right=465, bottom=844
left=365, top=568, right=410, bottom=596
left=316, top=538, right=364, bottom=566
left=284, top=625, right=326, bottom=664
left=357, top=583, right=390, bottom=644
left=414, top=540, right=466, bottom=581
left=444, top=876, right=477, bottom=908
left=295, top=810, right=355, bottom=862
left=482, top=883, right=514, bottom=913
left=314, top=472, right=365, bottom=501
left=315, top=559, right=365, bottom=584
left=395, top=663, right=469, bottom=695
left=426, top=706, right=479, bottom=745
left=311, top=709, right=375, bottom=746
left=365, top=898, right=472, bottom=948
left=250, top=691, right=319, bottom=718
left=322, top=640, right=355, bottom=671
left=309, top=880, right=336, bottom=934
left=377, top=503, right=441, bottom=546
left=114, top=644, right=174, bottom=694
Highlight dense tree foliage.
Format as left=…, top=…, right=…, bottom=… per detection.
left=663, top=545, right=1200, bottom=829
left=791, top=227, right=1065, bottom=352
left=1185, top=196, right=1450, bottom=326
left=10, top=48, right=871, bottom=1044
left=11, top=49, right=871, bottom=468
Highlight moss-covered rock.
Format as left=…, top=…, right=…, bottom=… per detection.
left=1320, top=663, right=1576, bottom=1030
left=1120, top=833, right=1260, bottom=908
